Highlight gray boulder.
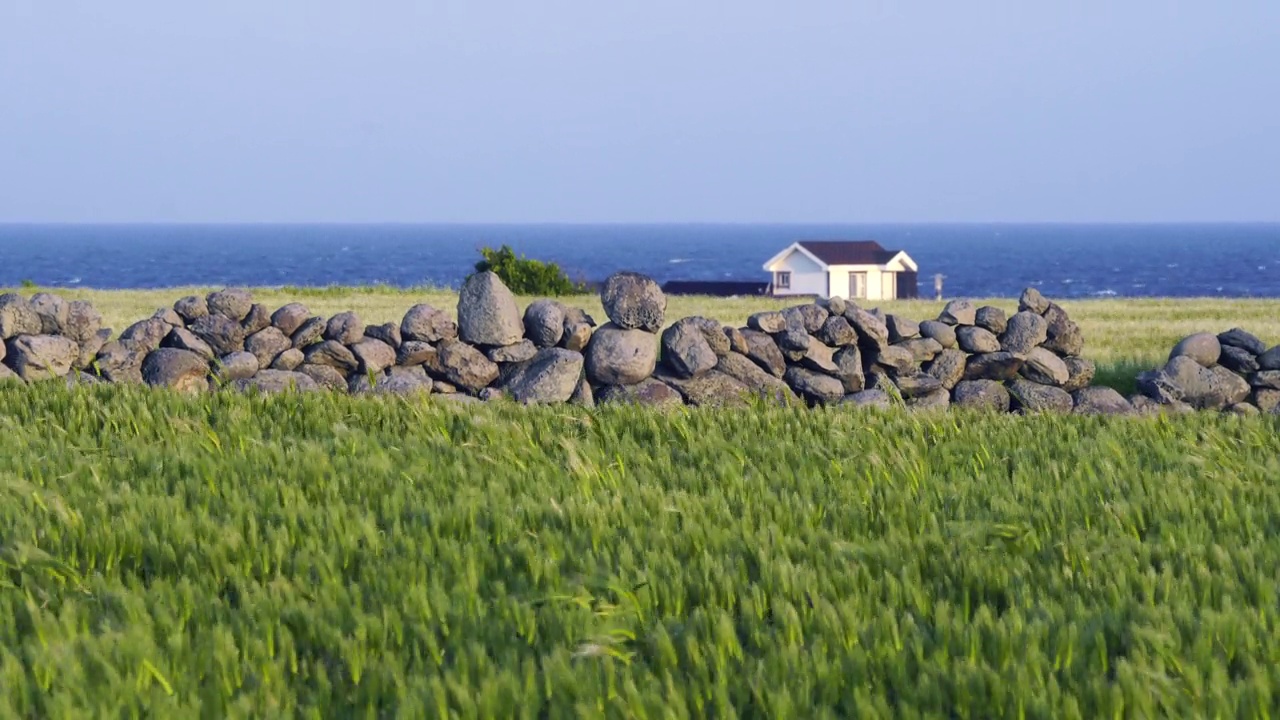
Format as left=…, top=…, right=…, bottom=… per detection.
left=818, top=296, right=847, bottom=317
left=241, top=304, right=271, bottom=335
left=747, top=311, right=786, bottom=334
left=401, top=304, right=458, bottom=343
left=212, top=351, right=260, bottom=383
left=1042, top=318, right=1085, bottom=357
left=571, top=374, right=594, bottom=407
left=231, top=370, right=319, bottom=394
left=906, top=388, right=951, bottom=411
left=120, top=317, right=172, bottom=352
left=303, top=340, right=358, bottom=373
left=601, top=271, right=666, bottom=331
left=974, top=306, right=1008, bottom=335
left=94, top=340, right=147, bottom=384
left=873, top=345, right=916, bottom=375
left=1000, top=311, right=1049, bottom=355
left=1169, top=333, right=1220, bottom=368
left=290, top=316, right=327, bottom=349
left=716, top=352, right=796, bottom=403
left=0, top=363, right=20, bottom=384
left=458, top=271, right=523, bottom=346
left=1008, top=378, right=1074, bottom=414
left=561, top=323, right=593, bottom=353
left=1020, top=347, right=1070, bottom=386
left=523, top=300, right=566, bottom=348
left=818, top=316, right=858, bottom=347
left=918, top=320, right=957, bottom=349
left=246, top=327, right=293, bottom=370
left=1071, top=387, right=1133, bottom=415
left=1156, top=355, right=1250, bottom=409
left=64, top=300, right=103, bottom=344
left=1063, top=357, right=1096, bottom=392
left=775, top=321, right=811, bottom=355
left=842, top=389, right=891, bottom=408
left=724, top=327, right=749, bottom=355
left=487, top=339, right=538, bottom=364
left=324, top=312, right=363, bottom=345
left=964, top=352, right=1024, bottom=381
left=351, top=337, right=397, bottom=375
left=270, top=348, right=305, bottom=371
left=846, top=308, right=889, bottom=351
left=364, top=323, right=402, bottom=349
left=661, top=317, right=723, bottom=378
left=585, top=323, right=657, bottom=386
left=163, top=327, right=216, bottom=360
left=952, top=379, right=1010, bottom=411
left=30, top=293, right=68, bottom=334
left=783, top=304, right=829, bottom=334
left=429, top=339, right=500, bottom=391
left=885, top=315, right=920, bottom=342
left=1219, top=345, right=1260, bottom=375
left=1258, top=346, right=1280, bottom=371
left=206, top=288, right=254, bottom=322
left=833, top=346, right=865, bottom=393
left=596, top=378, right=685, bottom=407
left=270, top=303, right=310, bottom=336
left=5, top=335, right=79, bottom=381
left=783, top=366, right=845, bottom=405
left=1254, top=389, right=1280, bottom=413
left=297, top=363, right=348, bottom=391
left=498, top=348, right=585, bottom=404
left=153, top=307, right=185, bottom=328
left=76, top=328, right=111, bottom=371
left=397, top=340, right=438, bottom=367
left=141, top=348, right=210, bottom=393
left=939, top=299, right=977, bottom=326
left=190, top=315, right=247, bottom=356
left=1019, top=287, right=1051, bottom=315
left=956, top=326, right=1001, bottom=354
left=657, top=370, right=750, bottom=408
left=742, top=330, right=786, bottom=377
left=0, top=295, right=44, bottom=339
left=1252, top=370, right=1280, bottom=391
left=925, top=348, right=967, bottom=390
left=896, top=374, right=943, bottom=398
left=367, top=367, right=434, bottom=396
left=1218, top=328, right=1266, bottom=356
left=174, top=295, right=209, bottom=324
left=800, top=337, right=839, bottom=375
left=1228, top=402, right=1260, bottom=416
left=897, top=337, right=943, bottom=364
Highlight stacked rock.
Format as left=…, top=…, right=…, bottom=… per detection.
left=1135, top=329, right=1278, bottom=415
left=0, top=292, right=107, bottom=384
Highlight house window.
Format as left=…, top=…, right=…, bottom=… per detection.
left=849, top=272, right=867, bottom=299
left=775, top=271, right=791, bottom=290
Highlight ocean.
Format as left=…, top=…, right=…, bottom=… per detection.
left=1, top=223, right=1278, bottom=299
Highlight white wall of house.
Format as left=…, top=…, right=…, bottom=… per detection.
left=767, top=250, right=827, bottom=296
left=826, top=265, right=897, bottom=301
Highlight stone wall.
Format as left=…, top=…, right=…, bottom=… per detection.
left=0, top=272, right=1194, bottom=415
left=1134, top=330, right=1280, bottom=415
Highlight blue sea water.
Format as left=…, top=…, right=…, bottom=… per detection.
left=1, top=223, right=1278, bottom=299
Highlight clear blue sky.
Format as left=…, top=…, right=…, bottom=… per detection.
left=2, top=1, right=1278, bottom=223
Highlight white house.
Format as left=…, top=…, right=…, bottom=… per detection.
left=763, top=240, right=919, bottom=301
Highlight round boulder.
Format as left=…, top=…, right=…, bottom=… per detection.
left=585, top=323, right=658, bottom=386
left=1169, top=333, right=1221, bottom=368
left=141, top=348, right=211, bottom=394
left=601, top=271, right=666, bottom=332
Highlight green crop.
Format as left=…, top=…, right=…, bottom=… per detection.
left=2, top=384, right=1279, bottom=717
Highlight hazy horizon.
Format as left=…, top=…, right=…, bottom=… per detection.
left=3, top=2, right=1278, bottom=224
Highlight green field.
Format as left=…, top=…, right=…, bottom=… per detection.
left=3, top=384, right=1280, bottom=717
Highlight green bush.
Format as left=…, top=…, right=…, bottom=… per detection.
left=472, top=245, right=587, bottom=296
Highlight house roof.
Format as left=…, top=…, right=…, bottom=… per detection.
left=794, top=241, right=900, bottom=266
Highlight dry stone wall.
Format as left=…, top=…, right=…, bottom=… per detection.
left=1134, top=330, right=1280, bottom=415
left=0, top=272, right=1242, bottom=416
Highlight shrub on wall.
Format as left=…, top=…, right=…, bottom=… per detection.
left=472, top=245, right=587, bottom=296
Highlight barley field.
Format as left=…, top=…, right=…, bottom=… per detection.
left=2, top=384, right=1279, bottom=717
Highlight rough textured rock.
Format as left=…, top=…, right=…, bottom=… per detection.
left=433, top=380, right=459, bottom=395
left=190, top=315, right=246, bottom=357
left=1169, top=333, right=1221, bottom=368
left=1008, top=378, right=1074, bottom=413
left=1072, top=387, right=1133, bottom=415
left=939, top=300, right=977, bottom=326
left=1228, top=402, right=1260, bottom=416
left=174, top=295, right=209, bottom=324
left=522, top=300, right=565, bottom=348
left=291, top=317, right=326, bottom=349
left=1251, top=370, right=1280, bottom=391
left=956, top=326, right=1001, bottom=354
left=563, top=307, right=597, bottom=328
left=600, top=271, right=666, bottom=332
left=657, top=370, right=750, bottom=408
left=1042, top=319, right=1085, bottom=357
left=783, top=304, right=830, bottom=335
left=64, top=300, right=103, bottom=345
left=1152, top=355, right=1250, bottom=410
left=716, top=352, right=796, bottom=402
left=487, top=339, right=538, bottom=364
left=1218, top=328, right=1266, bottom=356
left=270, top=303, right=310, bottom=336
left=370, top=367, right=434, bottom=396
left=141, top=348, right=210, bottom=393
left=873, top=345, right=916, bottom=375
left=1000, top=312, right=1049, bottom=356
left=885, top=315, right=920, bottom=343
left=401, top=304, right=458, bottom=344
left=974, top=306, right=1008, bottom=335
left=571, top=373, right=594, bottom=407
left=212, top=352, right=260, bottom=383
left=585, top=323, right=658, bottom=386
left=952, top=380, right=1011, bottom=412
left=896, top=374, right=943, bottom=398
left=231, top=370, right=319, bottom=394
left=163, top=327, right=216, bottom=360
left=1063, top=357, right=1096, bottom=392
left=458, top=272, right=523, bottom=346
left=153, top=307, right=185, bottom=328
left=1254, top=389, right=1280, bottom=413
left=364, top=323, right=402, bottom=349
left=783, top=366, right=845, bottom=405
left=742, top=330, right=786, bottom=377
left=925, top=348, right=967, bottom=390
left=245, top=327, right=293, bottom=370
left=918, top=320, right=957, bottom=349
left=775, top=322, right=811, bottom=355
left=561, top=323, right=593, bottom=353
left=5, top=335, right=79, bottom=381
left=800, top=337, right=839, bottom=375
left=818, top=295, right=847, bottom=317
left=270, top=348, right=305, bottom=371
left=351, top=338, right=397, bottom=375
left=324, top=312, right=364, bottom=345
left=30, top=293, right=68, bottom=335
left=596, top=378, right=684, bottom=407
left=241, top=304, right=271, bottom=335
left=724, top=327, right=749, bottom=356
left=0, top=295, right=42, bottom=340
left=0, top=363, right=20, bottom=384
left=93, top=340, right=147, bottom=384
left=897, top=337, right=943, bottom=364
left=498, top=348, right=584, bottom=404
left=298, top=363, right=348, bottom=391
left=76, top=328, right=111, bottom=370
left=748, top=311, right=786, bottom=334
left=906, top=388, right=951, bottom=411
left=303, top=340, right=358, bottom=373
left=842, top=389, right=891, bottom=408
left=846, top=308, right=889, bottom=351
left=964, top=352, right=1024, bottom=382
left=120, top=318, right=172, bottom=352
left=1020, top=347, right=1070, bottom=387
left=833, top=346, right=865, bottom=393
left=1219, top=345, right=1260, bottom=375
left=661, top=317, right=721, bottom=378
left=206, top=289, right=253, bottom=322
left=818, top=316, right=858, bottom=347
left=396, top=341, right=438, bottom=367
left=1019, top=287, right=1051, bottom=315
left=430, top=339, right=500, bottom=391
left=1259, top=346, right=1280, bottom=371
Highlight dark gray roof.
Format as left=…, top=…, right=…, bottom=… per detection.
left=796, top=240, right=901, bottom=265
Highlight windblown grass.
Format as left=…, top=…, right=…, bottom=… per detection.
left=1, top=384, right=1279, bottom=716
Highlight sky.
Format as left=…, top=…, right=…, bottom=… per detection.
left=2, top=1, right=1278, bottom=223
